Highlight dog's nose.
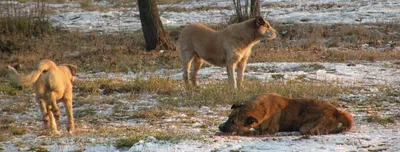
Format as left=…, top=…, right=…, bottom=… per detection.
left=218, top=123, right=225, bottom=131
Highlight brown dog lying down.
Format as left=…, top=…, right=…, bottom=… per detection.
left=8, top=60, right=77, bottom=134
left=219, top=93, right=353, bottom=135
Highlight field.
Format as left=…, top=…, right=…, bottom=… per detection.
left=0, top=0, right=399, bottom=151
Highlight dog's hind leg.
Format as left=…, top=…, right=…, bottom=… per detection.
left=190, top=56, right=204, bottom=87
left=49, top=92, right=61, bottom=121
left=300, top=118, right=338, bottom=135
left=299, top=121, right=319, bottom=135
left=64, top=91, right=75, bottom=132
left=46, top=105, right=59, bottom=134
left=181, top=50, right=195, bottom=89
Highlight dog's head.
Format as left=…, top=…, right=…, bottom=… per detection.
left=64, top=64, right=77, bottom=82
left=252, top=16, right=276, bottom=40
left=218, top=103, right=263, bottom=135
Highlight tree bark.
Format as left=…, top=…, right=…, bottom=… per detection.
left=232, top=0, right=261, bottom=23
left=250, top=0, right=261, bottom=17
left=138, top=0, right=175, bottom=51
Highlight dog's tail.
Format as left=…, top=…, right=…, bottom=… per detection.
left=7, top=60, right=57, bottom=87
left=334, top=110, right=354, bottom=133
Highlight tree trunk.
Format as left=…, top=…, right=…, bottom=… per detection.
left=138, top=0, right=175, bottom=51
left=250, top=0, right=261, bottom=17
left=232, top=0, right=261, bottom=23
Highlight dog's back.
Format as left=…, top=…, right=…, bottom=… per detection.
left=178, top=24, right=228, bottom=66
left=8, top=60, right=75, bottom=98
left=274, top=94, right=354, bottom=134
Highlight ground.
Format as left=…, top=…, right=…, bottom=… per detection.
left=0, top=0, right=399, bottom=152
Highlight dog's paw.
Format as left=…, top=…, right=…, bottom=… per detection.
left=50, top=130, right=60, bottom=136
left=53, top=111, right=61, bottom=120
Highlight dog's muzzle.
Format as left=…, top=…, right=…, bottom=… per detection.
left=262, top=31, right=276, bottom=40
left=218, top=123, right=225, bottom=132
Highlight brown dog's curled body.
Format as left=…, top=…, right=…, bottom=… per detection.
left=178, top=16, right=276, bottom=89
left=219, top=93, right=353, bottom=135
left=8, top=60, right=77, bottom=133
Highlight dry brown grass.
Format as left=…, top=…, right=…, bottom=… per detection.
left=363, top=112, right=396, bottom=126
left=74, top=77, right=181, bottom=96
left=161, top=5, right=231, bottom=13
left=159, top=79, right=346, bottom=107
left=1, top=20, right=399, bottom=79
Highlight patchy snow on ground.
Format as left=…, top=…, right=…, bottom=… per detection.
left=78, top=61, right=400, bottom=87
left=1, top=0, right=400, bottom=152
left=46, top=0, right=400, bottom=32
left=129, top=128, right=400, bottom=152
left=1, top=61, right=399, bottom=152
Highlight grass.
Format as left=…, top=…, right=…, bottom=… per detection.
left=29, top=146, right=49, bottom=152
left=363, top=113, right=396, bottom=126
left=130, top=106, right=170, bottom=120
left=1, top=99, right=31, bottom=114
left=161, top=5, right=231, bottom=13
left=75, top=107, right=97, bottom=118
left=113, top=125, right=187, bottom=149
left=74, top=76, right=181, bottom=96
left=9, top=126, right=29, bottom=136
left=0, top=0, right=52, bottom=37
left=0, top=81, right=22, bottom=96
left=0, top=22, right=398, bottom=78
left=159, top=79, right=346, bottom=107
left=0, top=1, right=399, bottom=150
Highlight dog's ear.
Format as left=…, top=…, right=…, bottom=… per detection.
left=254, top=16, right=266, bottom=27
left=231, top=103, right=244, bottom=110
left=245, top=116, right=259, bottom=126
left=66, top=64, right=77, bottom=76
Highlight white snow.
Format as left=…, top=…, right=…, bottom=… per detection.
left=78, top=61, right=400, bottom=87
left=46, top=0, right=400, bottom=32
left=1, top=1, right=399, bottom=152
left=128, top=129, right=400, bottom=152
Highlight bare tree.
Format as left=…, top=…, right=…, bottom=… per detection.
left=250, top=0, right=261, bottom=17
left=232, top=0, right=261, bottom=22
left=137, top=0, right=175, bottom=51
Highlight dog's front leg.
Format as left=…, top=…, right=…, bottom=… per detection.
left=237, top=56, right=249, bottom=89
left=226, top=63, right=237, bottom=89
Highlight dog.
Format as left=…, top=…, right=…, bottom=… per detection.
left=7, top=60, right=77, bottom=134
left=219, top=93, right=353, bottom=135
left=177, top=16, right=277, bottom=89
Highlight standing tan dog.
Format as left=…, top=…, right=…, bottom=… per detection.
left=219, top=93, right=353, bottom=135
left=178, top=16, right=277, bottom=89
left=7, top=60, right=77, bottom=134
